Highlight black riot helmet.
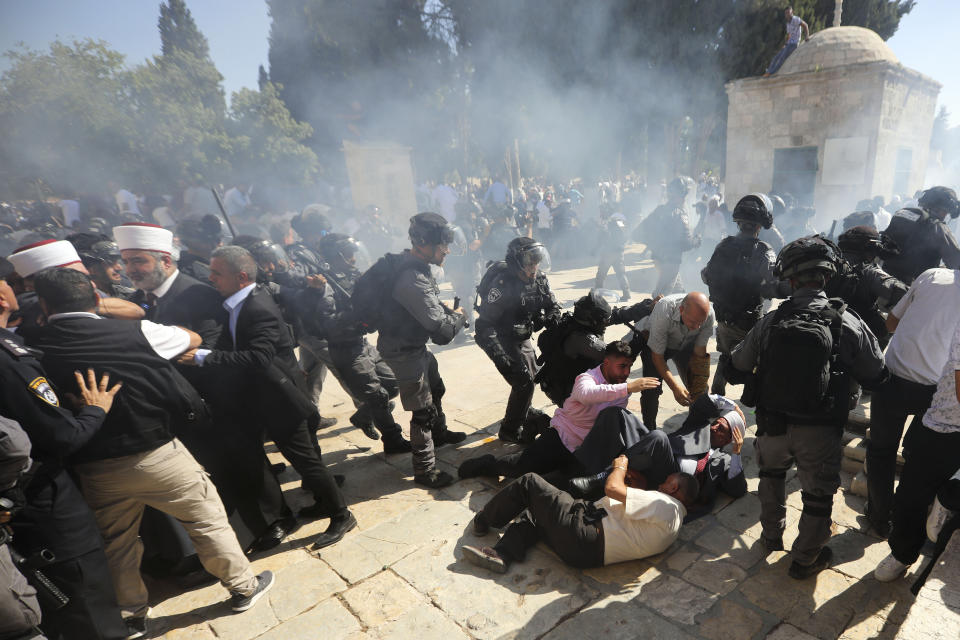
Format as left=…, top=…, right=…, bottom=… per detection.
left=319, top=232, right=362, bottom=269
left=68, top=232, right=121, bottom=266
left=291, top=205, right=333, bottom=239
left=918, top=186, right=960, bottom=219
left=774, top=235, right=842, bottom=281
left=409, top=212, right=455, bottom=247
left=573, top=290, right=613, bottom=333
left=732, top=194, right=774, bottom=229
left=506, top=236, right=549, bottom=273
left=177, top=215, right=223, bottom=247
left=838, top=225, right=900, bottom=261
left=234, top=236, right=290, bottom=275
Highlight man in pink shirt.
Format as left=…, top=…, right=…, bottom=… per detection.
left=459, top=341, right=659, bottom=481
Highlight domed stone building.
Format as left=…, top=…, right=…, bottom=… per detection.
left=724, top=26, right=941, bottom=222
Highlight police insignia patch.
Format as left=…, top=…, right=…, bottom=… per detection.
left=29, top=377, right=59, bottom=407
left=487, top=288, right=502, bottom=303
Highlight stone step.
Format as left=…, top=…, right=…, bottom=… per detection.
left=841, top=456, right=863, bottom=475
left=850, top=470, right=868, bottom=498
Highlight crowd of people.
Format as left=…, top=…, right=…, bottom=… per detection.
left=1, top=173, right=959, bottom=640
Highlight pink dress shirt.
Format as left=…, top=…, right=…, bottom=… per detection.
left=551, top=365, right=630, bottom=452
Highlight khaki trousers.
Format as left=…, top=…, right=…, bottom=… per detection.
left=74, top=439, right=257, bottom=618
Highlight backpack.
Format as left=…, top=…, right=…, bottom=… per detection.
left=757, top=299, right=846, bottom=418
left=474, top=260, right=510, bottom=313
left=534, top=313, right=589, bottom=406
left=351, top=253, right=409, bottom=333
left=705, top=237, right=766, bottom=319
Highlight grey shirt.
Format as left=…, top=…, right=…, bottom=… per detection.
left=634, top=294, right=715, bottom=355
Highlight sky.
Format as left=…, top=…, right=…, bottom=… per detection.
left=0, top=0, right=956, bottom=124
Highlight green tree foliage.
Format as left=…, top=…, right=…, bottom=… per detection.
left=229, top=81, right=320, bottom=186
left=0, top=40, right=136, bottom=196
left=157, top=0, right=225, bottom=115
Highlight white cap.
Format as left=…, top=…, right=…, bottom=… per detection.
left=722, top=409, right=745, bottom=440
left=8, top=240, right=83, bottom=277
left=114, top=223, right=173, bottom=254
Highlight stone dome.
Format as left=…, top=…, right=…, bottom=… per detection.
left=779, top=26, right=899, bottom=75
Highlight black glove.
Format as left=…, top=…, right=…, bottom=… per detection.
left=612, top=299, right=656, bottom=324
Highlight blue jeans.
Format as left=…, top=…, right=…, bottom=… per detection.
left=766, top=42, right=797, bottom=75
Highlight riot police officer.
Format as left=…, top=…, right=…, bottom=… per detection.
left=535, top=290, right=657, bottom=408
left=760, top=195, right=787, bottom=251
left=882, top=186, right=960, bottom=284
left=701, top=194, right=783, bottom=396
left=176, top=215, right=224, bottom=282
left=475, top=237, right=560, bottom=443
left=287, top=207, right=333, bottom=278
left=594, top=208, right=631, bottom=300
left=481, top=206, right=520, bottom=264
left=825, top=226, right=907, bottom=347
left=377, top=213, right=467, bottom=488
left=635, top=177, right=699, bottom=296
left=312, top=233, right=411, bottom=454
left=727, top=236, right=886, bottom=580
left=67, top=233, right=134, bottom=298
left=0, top=278, right=128, bottom=639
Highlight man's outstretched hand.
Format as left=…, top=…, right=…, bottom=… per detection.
left=71, top=369, right=122, bottom=413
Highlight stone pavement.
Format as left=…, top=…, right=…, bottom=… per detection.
left=148, top=250, right=957, bottom=639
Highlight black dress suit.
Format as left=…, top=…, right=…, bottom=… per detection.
left=132, top=273, right=289, bottom=547
left=201, top=285, right=346, bottom=517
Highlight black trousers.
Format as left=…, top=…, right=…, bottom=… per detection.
left=490, top=428, right=580, bottom=479
left=272, top=421, right=347, bottom=517
left=573, top=407, right=649, bottom=475
left=866, top=374, right=936, bottom=524
left=38, top=549, right=129, bottom=640
left=329, top=340, right=403, bottom=441
left=482, top=473, right=605, bottom=568
left=629, top=334, right=693, bottom=429
left=889, top=424, right=960, bottom=564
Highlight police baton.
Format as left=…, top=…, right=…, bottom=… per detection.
left=210, top=186, right=238, bottom=239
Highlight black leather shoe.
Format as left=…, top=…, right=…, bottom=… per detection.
left=498, top=425, right=522, bottom=443
left=414, top=469, right=455, bottom=488
left=762, top=536, right=785, bottom=553
left=788, top=546, right=832, bottom=580
left=310, top=511, right=358, bottom=550
left=434, top=429, right=466, bottom=446
left=568, top=475, right=606, bottom=500
left=248, top=516, right=297, bottom=554
left=318, top=416, right=338, bottom=429
left=458, top=454, right=496, bottom=479
left=472, top=513, right=490, bottom=536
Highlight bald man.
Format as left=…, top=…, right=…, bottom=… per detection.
left=626, top=292, right=715, bottom=428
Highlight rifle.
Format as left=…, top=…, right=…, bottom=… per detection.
left=210, top=187, right=238, bottom=239
left=0, top=510, right=69, bottom=611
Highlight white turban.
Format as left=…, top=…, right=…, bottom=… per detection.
left=114, top=223, right=173, bottom=254
left=8, top=240, right=82, bottom=277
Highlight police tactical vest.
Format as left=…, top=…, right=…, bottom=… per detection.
left=535, top=315, right=599, bottom=406
left=756, top=298, right=848, bottom=428
left=706, top=236, right=769, bottom=325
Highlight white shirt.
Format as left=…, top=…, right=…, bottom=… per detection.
left=47, top=312, right=190, bottom=360
left=598, top=489, right=686, bottom=565
left=431, top=184, right=459, bottom=222
left=922, top=320, right=960, bottom=434
left=114, top=189, right=141, bottom=216
left=59, top=200, right=80, bottom=227
left=194, top=283, right=255, bottom=365
left=151, top=270, right=180, bottom=299
left=631, top=294, right=715, bottom=355
left=786, top=15, right=803, bottom=44
left=885, top=269, right=960, bottom=385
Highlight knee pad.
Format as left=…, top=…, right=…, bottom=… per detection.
left=758, top=469, right=787, bottom=479
left=411, top=406, right=437, bottom=427
left=369, top=387, right=391, bottom=409
left=801, top=491, right=833, bottom=518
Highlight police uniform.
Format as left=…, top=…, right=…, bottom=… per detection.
left=882, top=206, right=960, bottom=284
left=378, top=246, right=466, bottom=484
left=701, top=234, right=779, bottom=396
left=177, top=250, right=212, bottom=282
left=635, top=190, right=698, bottom=296
left=0, top=328, right=128, bottom=640
left=825, top=259, right=906, bottom=347
left=475, top=257, right=560, bottom=441
left=594, top=212, right=630, bottom=299
left=729, top=239, right=886, bottom=575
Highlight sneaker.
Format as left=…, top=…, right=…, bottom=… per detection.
left=124, top=608, right=150, bottom=639
left=462, top=545, right=509, bottom=574
left=788, top=546, right=832, bottom=580
left=230, top=571, right=275, bottom=612
left=414, top=469, right=455, bottom=488
left=874, top=553, right=909, bottom=583
left=927, top=496, right=953, bottom=543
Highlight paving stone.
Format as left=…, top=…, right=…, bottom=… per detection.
left=715, top=492, right=764, bottom=540
left=633, top=574, right=718, bottom=625
left=839, top=613, right=898, bottom=640
left=268, top=557, right=347, bottom=621
left=681, top=556, right=749, bottom=596
left=739, top=561, right=860, bottom=639
left=765, top=623, right=819, bottom=639
left=663, top=546, right=702, bottom=573
left=370, top=600, right=471, bottom=640
left=693, top=523, right=770, bottom=570
left=161, top=623, right=219, bottom=639
left=255, top=597, right=361, bottom=640
left=698, top=600, right=765, bottom=640
left=582, top=560, right=661, bottom=599
left=341, top=570, right=428, bottom=628
left=393, top=531, right=598, bottom=640
left=542, top=598, right=693, bottom=640
left=318, top=498, right=473, bottom=584
left=207, top=594, right=280, bottom=640
left=895, top=594, right=960, bottom=640
left=827, top=527, right=892, bottom=580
